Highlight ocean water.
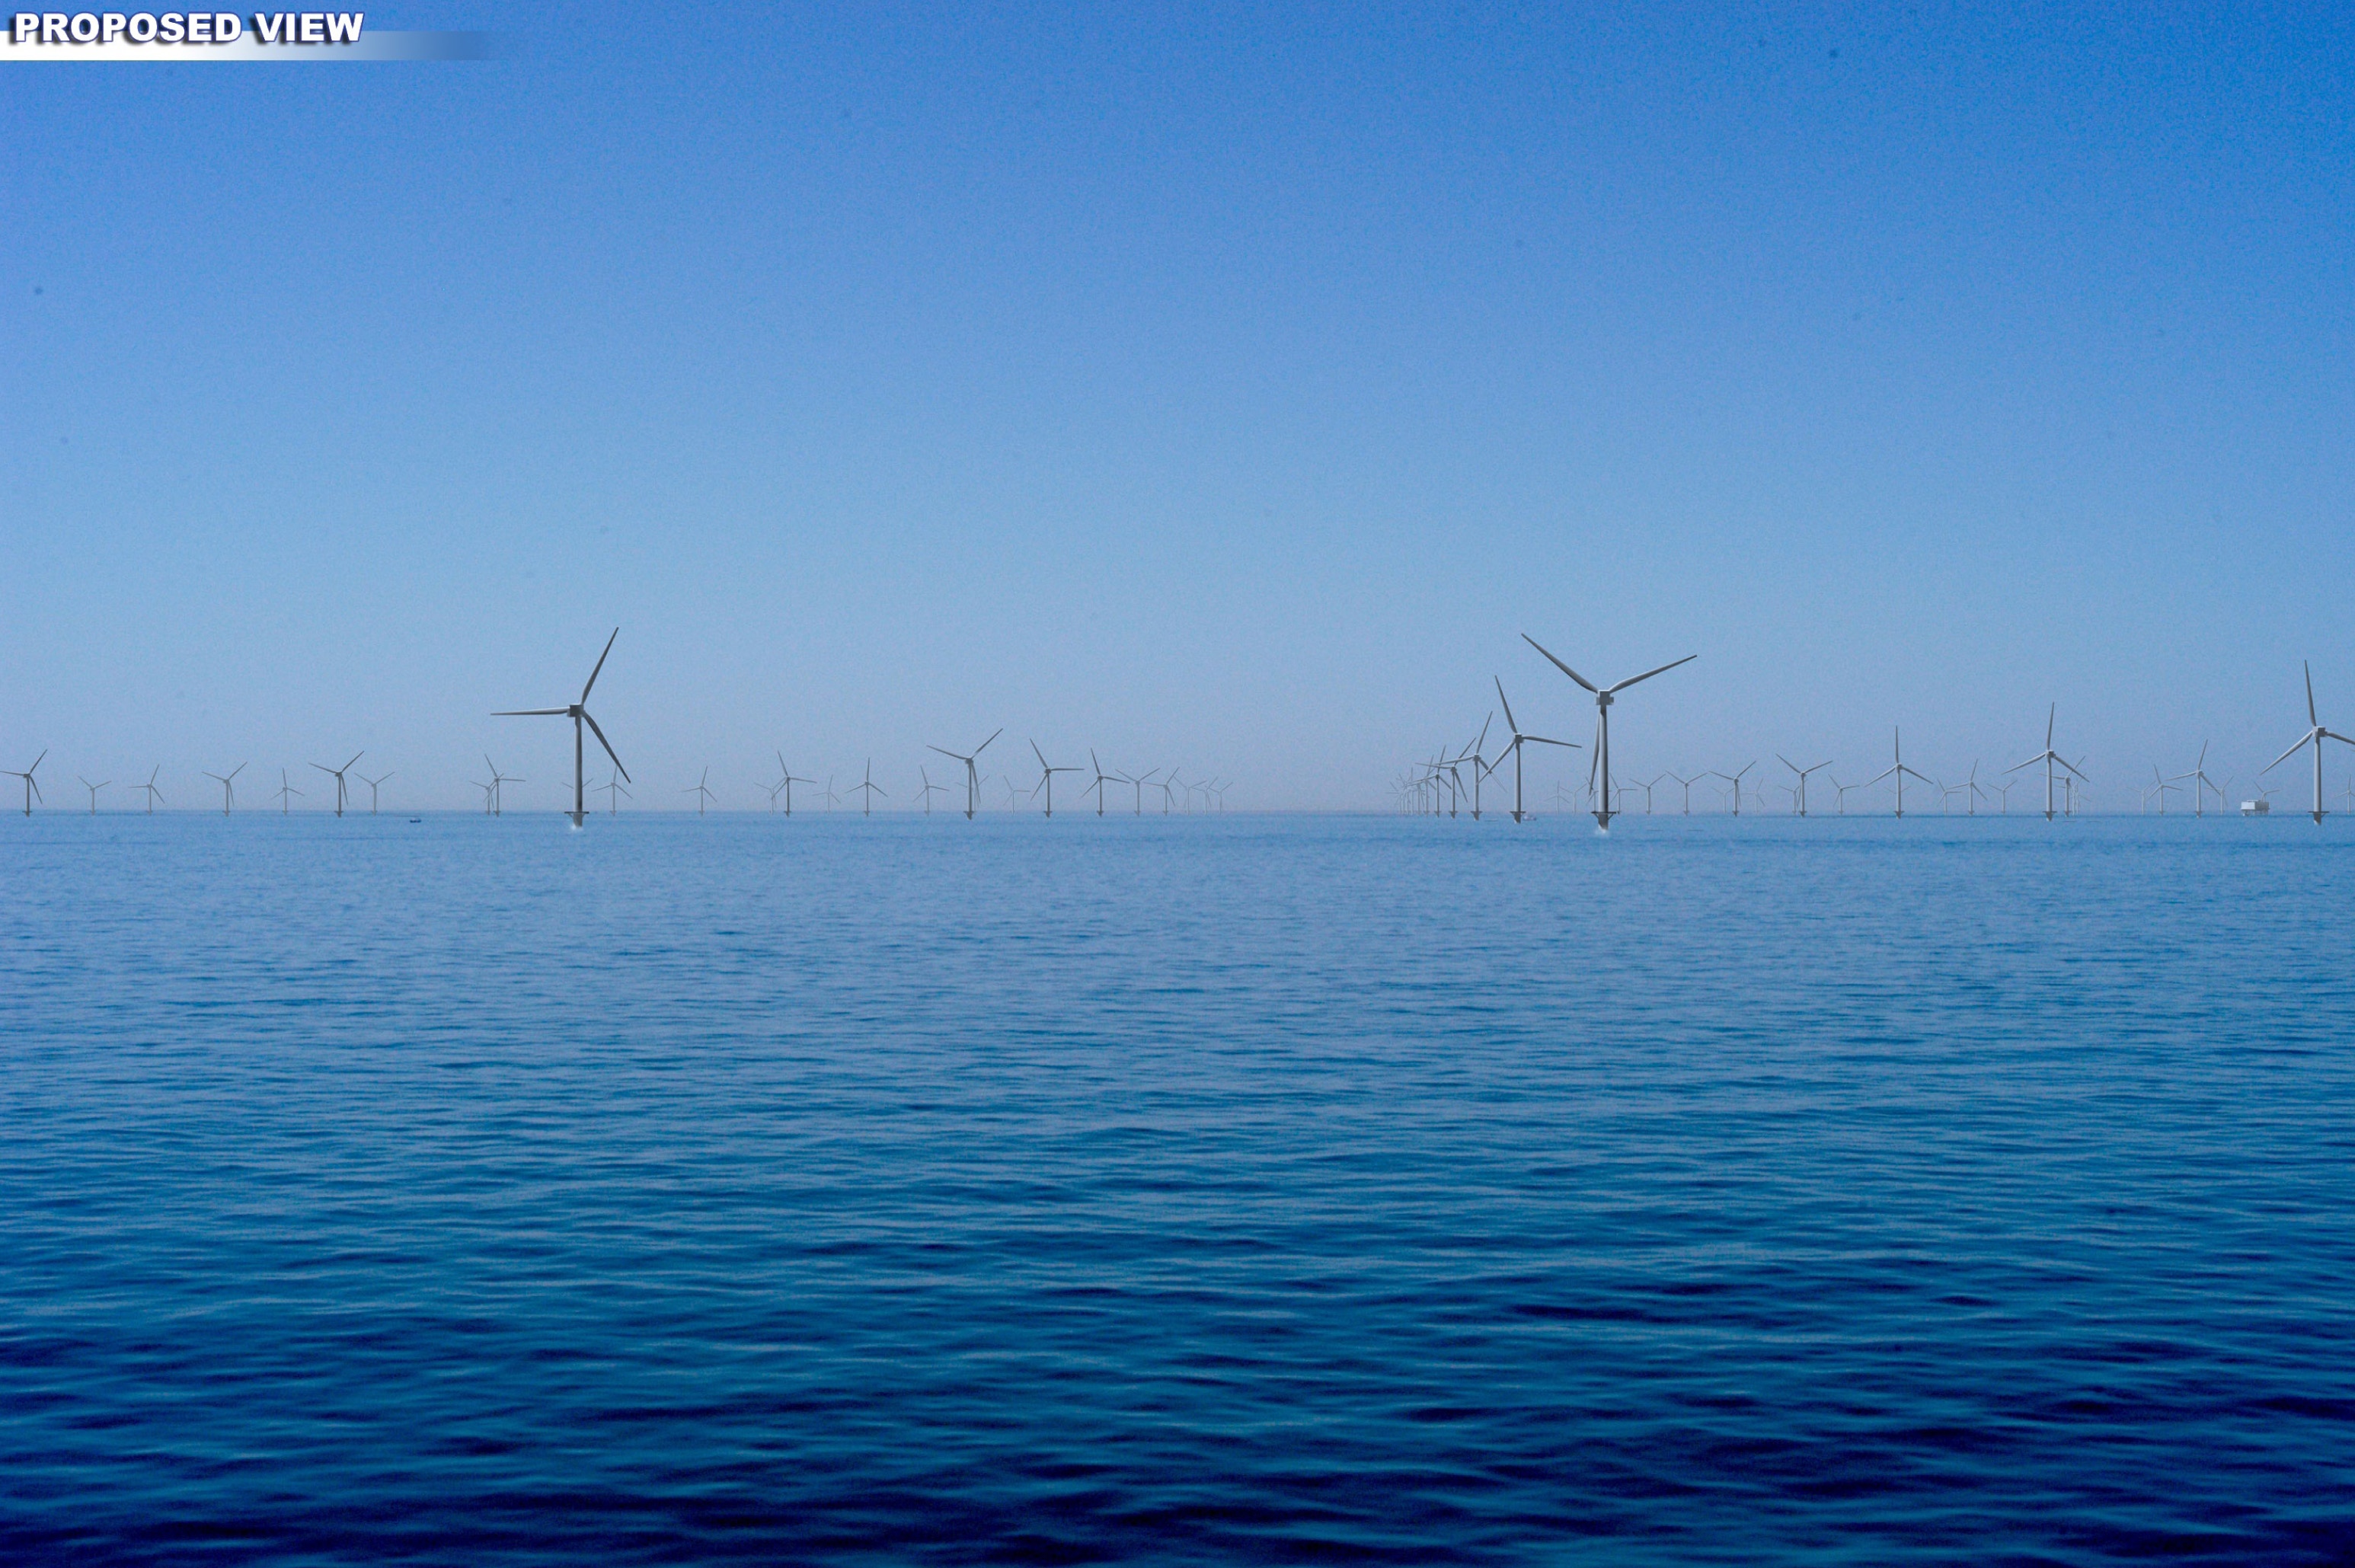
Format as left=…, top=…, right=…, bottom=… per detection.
left=4, top=810, right=2353, bottom=1564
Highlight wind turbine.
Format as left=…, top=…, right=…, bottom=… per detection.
left=1709, top=761, right=1757, bottom=816
left=203, top=763, right=244, bottom=815
left=598, top=771, right=631, bottom=813
left=484, top=758, right=521, bottom=816
left=309, top=752, right=363, bottom=817
left=132, top=766, right=165, bottom=813
left=494, top=628, right=630, bottom=826
left=4, top=751, right=44, bottom=816
left=2264, top=661, right=2355, bottom=823
left=1520, top=636, right=1695, bottom=829
left=2005, top=704, right=2085, bottom=822
left=1446, top=714, right=1494, bottom=820
left=1080, top=750, right=1117, bottom=816
left=1777, top=755, right=1832, bottom=816
left=1866, top=728, right=1936, bottom=817
left=2145, top=765, right=2178, bottom=815
left=848, top=758, right=887, bottom=816
left=272, top=768, right=302, bottom=814
left=2171, top=743, right=2224, bottom=818
left=772, top=754, right=813, bottom=816
left=357, top=771, right=393, bottom=813
left=1665, top=771, right=1699, bottom=815
left=928, top=728, right=1002, bottom=820
left=1031, top=741, right=1082, bottom=817
left=916, top=766, right=950, bottom=816
left=78, top=776, right=108, bottom=813
left=1158, top=768, right=1179, bottom=814
left=1123, top=769, right=1154, bottom=815
left=1945, top=761, right=1987, bottom=816
left=684, top=768, right=717, bottom=816
left=1829, top=775, right=1861, bottom=815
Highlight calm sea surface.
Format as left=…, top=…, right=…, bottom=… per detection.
left=4, top=811, right=2353, bottom=1563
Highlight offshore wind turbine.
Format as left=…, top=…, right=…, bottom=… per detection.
left=203, top=763, right=244, bottom=814
left=1776, top=755, right=1832, bottom=816
left=309, top=752, right=363, bottom=817
left=2171, top=743, right=2224, bottom=818
left=2263, top=661, right=2355, bottom=823
left=1521, top=636, right=1695, bottom=829
left=357, top=771, right=392, bottom=813
left=1082, top=750, right=1117, bottom=816
left=1030, top=741, right=1082, bottom=817
left=494, top=628, right=630, bottom=826
left=132, top=766, right=164, bottom=813
left=684, top=768, right=717, bottom=816
left=848, top=758, right=887, bottom=816
left=1709, top=761, right=1757, bottom=816
left=484, top=758, right=521, bottom=816
left=78, top=776, right=108, bottom=813
left=4, top=751, right=44, bottom=815
left=1666, top=771, right=1699, bottom=815
left=1123, top=769, right=1154, bottom=816
left=271, top=768, right=302, bottom=814
left=772, top=754, right=813, bottom=816
left=1488, top=678, right=1582, bottom=824
left=598, top=772, right=630, bottom=813
left=917, top=767, right=949, bottom=816
left=928, top=728, right=1001, bottom=820
left=2005, top=704, right=2085, bottom=822
left=1866, top=728, right=1936, bottom=817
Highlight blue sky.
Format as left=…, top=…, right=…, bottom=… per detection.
left=5, top=2, right=2351, bottom=810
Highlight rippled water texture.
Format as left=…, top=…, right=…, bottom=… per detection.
left=5, top=812, right=2353, bottom=1563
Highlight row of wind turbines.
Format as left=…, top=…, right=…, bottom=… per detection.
left=1404, top=638, right=2355, bottom=826
left=0, top=631, right=1228, bottom=821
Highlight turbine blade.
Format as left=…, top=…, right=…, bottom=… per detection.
left=1606, top=653, right=1698, bottom=694
left=976, top=728, right=1002, bottom=755
left=2263, top=734, right=2310, bottom=774
left=1494, top=677, right=1519, bottom=735
left=582, top=711, right=630, bottom=782
left=582, top=627, right=620, bottom=701
left=2308, top=661, right=2318, bottom=727
left=1520, top=634, right=1598, bottom=692
left=494, top=709, right=570, bottom=717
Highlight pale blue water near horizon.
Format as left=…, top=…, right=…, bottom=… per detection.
left=5, top=811, right=2353, bottom=1563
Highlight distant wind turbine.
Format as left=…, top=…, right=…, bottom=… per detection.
left=309, top=752, right=363, bottom=817
left=1030, top=741, right=1082, bottom=817
left=1866, top=728, right=1936, bottom=817
left=848, top=758, right=887, bottom=816
left=1709, top=761, right=1758, bottom=816
left=684, top=768, right=717, bottom=816
left=2170, top=743, right=2224, bottom=818
left=484, top=758, right=521, bottom=816
left=494, top=628, right=630, bottom=826
left=772, top=754, right=813, bottom=816
left=1776, top=755, right=1832, bottom=816
left=2263, top=661, right=2355, bottom=823
left=928, top=729, right=1001, bottom=820
left=1122, top=769, right=1154, bottom=816
left=598, top=771, right=631, bottom=814
left=2005, top=704, right=2085, bottom=822
left=357, top=771, right=393, bottom=814
left=203, top=762, right=244, bottom=815
left=78, top=776, right=108, bottom=813
left=1081, top=750, right=1117, bottom=816
left=132, top=766, right=165, bottom=813
left=917, top=766, right=949, bottom=816
left=272, top=768, right=302, bottom=814
left=4, top=751, right=44, bottom=816
left=1521, top=636, right=1695, bottom=829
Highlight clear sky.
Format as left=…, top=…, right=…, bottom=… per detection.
left=5, top=2, right=2352, bottom=810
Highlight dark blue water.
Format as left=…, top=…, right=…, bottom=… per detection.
left=5, top=812, right=2353, bottom=1563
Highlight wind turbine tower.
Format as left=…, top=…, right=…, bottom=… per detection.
left=310, top=752, right=363, bottom=817
left=1030, top=741, right=1082, bottom=817
left=2005, top=705, right=2086, bottom=822
left=494, top=628, right=631, bottom=826
left=1866, top=728, right=1936, bottom=817
left=2264, top=662, right=2355, bottom=823
left=1521, top=636, right=1695, bottom=829
left=4, top=751, right=44, bottom=816
left=1777, top=755, right=1831, bottom=816
left=78, top=776, right=108, bottom=813
left=203, top=763, right=245, bottom=815
left=927, top=729, right=1002, bottom=820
